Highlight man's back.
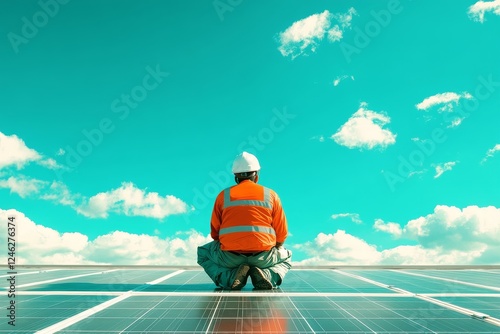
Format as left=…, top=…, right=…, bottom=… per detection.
left=210, top=180, right=287, bottom=252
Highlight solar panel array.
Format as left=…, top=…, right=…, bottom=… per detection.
left=1, top=267, right=499, bottom=333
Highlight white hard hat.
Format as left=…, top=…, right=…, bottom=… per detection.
left=232, top=151, right=261, bottom=173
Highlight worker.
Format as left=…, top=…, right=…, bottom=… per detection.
left=197, top=151, right=292, bottom=290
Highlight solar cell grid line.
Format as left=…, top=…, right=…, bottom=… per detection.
left=332, top=296, right=439, bottom=334
left=436, top=296, right=500, bottom=320
left=332, top=270, right=500, bottom=331
left=332, top=269, right=409, bottom=294
left=347, top=269, right=494, bottom=294
left=323, top=298, right=378, bottom=333
left=394, top=270, right=500, bottom=292
left=420, top=269, right=500, bottom=287
left=0, top=269, right=61, bottom=278
left=116, top=296, right=171, bottom=333
left=11, top=269, right=120, bottom=289
left=285, top=295, right=317, bottom=333
left=204, top=295, right=223, bottom=334
left=34, top=270, right=184, bottom=334
left=415, top=294, right=500, bottom=328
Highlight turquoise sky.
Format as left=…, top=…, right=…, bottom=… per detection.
left=1, top=0, right=500, bottom=265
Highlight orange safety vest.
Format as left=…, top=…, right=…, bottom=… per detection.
left=210, top=180, right=288, bottom=252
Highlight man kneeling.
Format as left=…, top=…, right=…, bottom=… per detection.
left=197, top=152, right=292, bottom=290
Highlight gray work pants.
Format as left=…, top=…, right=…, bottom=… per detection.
left=197, top=240, right=292, bottom=289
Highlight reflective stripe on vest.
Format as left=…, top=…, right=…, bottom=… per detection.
left=219, top=225, right=276, bottom=236
left=222, top=187, right=272, bottom=209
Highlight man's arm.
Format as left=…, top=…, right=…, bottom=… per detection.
left=210, top=192, right=224, bottom=240
left=270, top=191, right=288, bottom=247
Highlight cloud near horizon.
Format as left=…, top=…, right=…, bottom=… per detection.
left=296, top=205, right=500, bottom=265
left=0, top=209, right=211, bottom=265
left=3, top=205, right=500, bottom=266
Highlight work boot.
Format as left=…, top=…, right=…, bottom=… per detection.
left=249, top=267, right=273, bottom=290
left=231, top=264, right=250, bottom=290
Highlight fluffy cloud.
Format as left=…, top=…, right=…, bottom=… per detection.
left=331, top=213, right=362, bottom=224
left=373, top=219, right=402, bottom=237
left=1, top=177, right=189, bottom=220
left=403, top=205, right=500, bottom=251
left=377, top=205, right=500, bottom=263
left=0, top=131, right=41, bottom=169
left=482, top=143, right=500, bottom=163
left=277, top=8, right=356, bottom=59
left=0, top=131, right=64, bottom=172
left=380, top=245, right=484, bottom=265
left=297, top=205, right=500, bottom=265
left=331, top=103, right=396, bottom=150
left=77, top=182, right=190, bottom=219
left=0, top=175, right=79, bottom=206
left=294, top=230, right=382, bottom=265
left=0, top=176, right=46, bottom=198
left=433, top=161, right=458, bottom=179
left=468, top=0, right=500, bottom=23
left=0, top=209, right=211, bottom=265
left=415, top=92, right=472, bottom=112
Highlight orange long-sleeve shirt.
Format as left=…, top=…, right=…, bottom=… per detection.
left=210, top=180, right=288, bottom=252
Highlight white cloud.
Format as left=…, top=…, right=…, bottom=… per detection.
left=468, top=0, right=500, bottom=22
left=0, top=209, right=211, bottom=265
left=295, top=205, right=500, bottom=265
left=447, top=116, right=464, bottom=128
left=77, top=182, right=189, bottom=219
left=333, top=75, right=355, bottom=87
left=380, top=245, right=484, bottom=265
left=433, top=161, right=458, bottom=179
left=403, top=205, right=500, bottom=248
left=481, top=143, right=500, bottom=163
left=415, top=92, right=472, bottom=112
left=373, top=219, right=402, bottom=237
left=37, top=158, right=63, bottom=170
left=293, top=230, right=382, bottom=265
left=40, top=181, right=79, bottom=206
left=1, top=176, right=189, bottom=220
left=331, top=104, right=396, bottom=150
left=0, top=132, right=41, bottom=169
left=0, top=176, right=47, bottom=198
left=333, top=7, right=357, bottom=28
left=277, top=8, right=356, bottom=59
left=327, top=25, right=343, bottom=42
left=0, top=175, right=79, bottom=206
left=331, top=213, right=362, bottom=224
left=0, top=209, right=91, bottom=264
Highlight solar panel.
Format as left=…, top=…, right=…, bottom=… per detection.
left=1, top=267, right=499, bottom=333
